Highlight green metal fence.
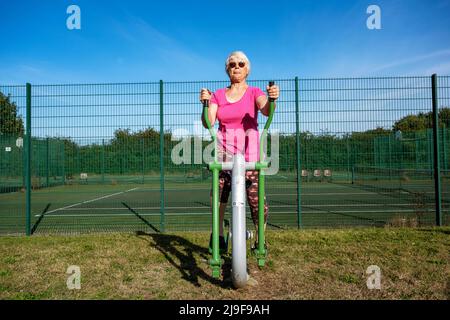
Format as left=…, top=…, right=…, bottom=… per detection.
left=437, top=76, right=450, bottom=226
left=0, top=75, right=449, bottom=235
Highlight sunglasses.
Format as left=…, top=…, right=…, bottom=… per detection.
left=228, top=61, right=246, bottom=69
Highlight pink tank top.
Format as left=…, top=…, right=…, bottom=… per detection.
left=210, top=86, right=265, bottom=162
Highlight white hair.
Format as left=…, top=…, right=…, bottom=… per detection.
left=225, top=51, right=251, bottom=76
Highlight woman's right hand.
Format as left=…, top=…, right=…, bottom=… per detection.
left=200, top=88, right=211, bottom=102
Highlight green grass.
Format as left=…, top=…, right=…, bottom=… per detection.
left=0, top=227, right=449, bottom=300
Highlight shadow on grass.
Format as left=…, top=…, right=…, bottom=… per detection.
left=135, top=231, right=232, bottom=289
left=31, top=203, right=51, bottom=234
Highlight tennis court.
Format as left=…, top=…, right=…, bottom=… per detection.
left=1, top=170, right=446, bottom=234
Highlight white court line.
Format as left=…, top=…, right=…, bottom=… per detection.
left=268, top=191, right=436, bottom=196
left=41, top=212, right=211, bottom=218
left=39, top=208, right=425, bottom=218
left=38, top=187, right=139, bottom=217
left=35, top=203, right=424, bottom=217
left=36, top=202, right=423, bottom=217
left=273, top=209, right=426, bottom=214
left=259, top=203, right=424, bottom=208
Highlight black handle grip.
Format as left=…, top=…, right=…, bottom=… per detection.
left=202, top=89, right=211, bottom=108
left=268, top=81, right=275, bottom=102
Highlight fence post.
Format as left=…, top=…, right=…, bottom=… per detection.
left=46, top=137, right=49, bottom=187
left=22, top=138, right=26, bottom=188
left=76, top=145, right=80, bottom=177
left=431, top=74, right=442, bottom=226
left=415, top=132, right=419, bottom=169
left=142, top=137, right=145, bottom=184
left=160, top=80, right=165, bottom=232
left=346, top=137, right=351, bottom=181
left=61, top=140, right=65, bottom=185
left=295, top=77, right=302, bottom=229
left=442, top=124, right=447, bottom=171
left=101, top=139, right=105, bottom=184
left=25, top=83, right=31, bottom=236
left=427, top=129, right=432, bottom=172
left=388, top=134, right=392, bottom=178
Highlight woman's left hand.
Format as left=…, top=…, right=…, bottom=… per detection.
left=266, top=84, right=280, bottom=101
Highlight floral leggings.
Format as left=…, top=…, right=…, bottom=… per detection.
left=211, top=170, right=269, bottom=226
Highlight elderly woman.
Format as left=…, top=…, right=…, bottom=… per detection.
left=200, top=51, right=280, bottom=252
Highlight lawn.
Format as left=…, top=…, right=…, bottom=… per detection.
left=0, top=227, right=449, bottom=299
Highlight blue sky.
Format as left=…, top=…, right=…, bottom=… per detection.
left=1, top=0, right=450, bottom=84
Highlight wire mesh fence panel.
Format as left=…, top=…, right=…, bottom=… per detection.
left=162, top=80, right=227, bottom=232
left=0, top=85, right=27, bottom=234
left=249, top=79, right=299, bottom=230
left=298, top=77, right=436, bottom=227
left=438, top=76, right=450, bottom=225
left=29, top=83, right=161, bottom=234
